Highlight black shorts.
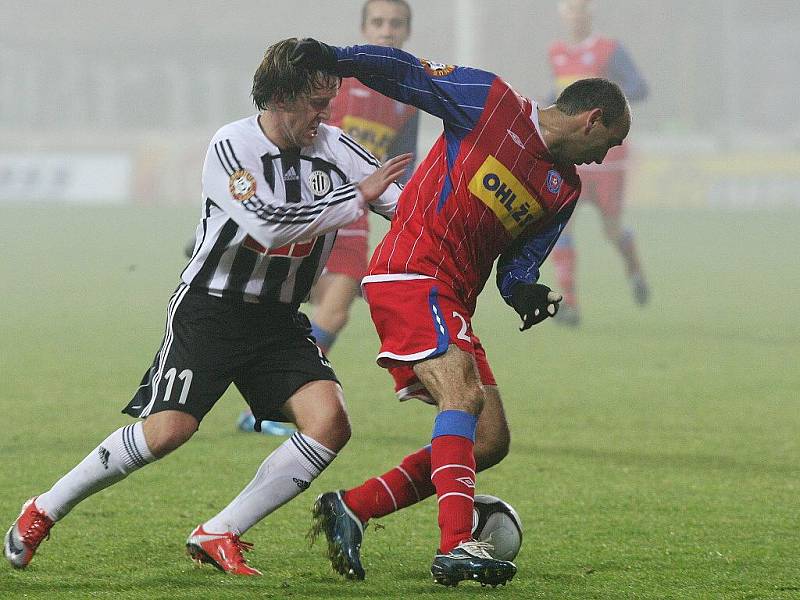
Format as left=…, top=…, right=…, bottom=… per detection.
left=123, top=284, right=338, bottom=425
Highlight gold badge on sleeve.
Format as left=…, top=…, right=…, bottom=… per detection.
left=420, top=58, right=456, bottom=78
left=229, top=169, right=257, bottom=202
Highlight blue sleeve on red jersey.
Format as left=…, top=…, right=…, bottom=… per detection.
left=333, top=45, right=496, bottom=137
left=608, top=44, right=648, bottom=103
left=495, top=203, right=576, bottom=304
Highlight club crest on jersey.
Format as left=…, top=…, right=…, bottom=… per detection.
left=308, top=170, right=332, bottom=196
left=468, top=155, right=544, bottom=238
left=229, top=169, right=256, bottom=201
left=420, top=58, right=456, bottom=77
left=546, top=169, right=563, bottom=194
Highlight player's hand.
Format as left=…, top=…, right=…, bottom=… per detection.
left=510, top=283, right=562, bottom=331
left=290, top=38, right=338, bottom=72
left=357, top=153, right=414, bottom=204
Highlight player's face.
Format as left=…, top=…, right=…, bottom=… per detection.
left=362, top=0, right=410, bottom=48
left=576, top=108, right=630, bottom=165
left=277, top=77, right=339, bottom=148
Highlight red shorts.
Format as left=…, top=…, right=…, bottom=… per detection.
left=362, top=276, right=497, bottom=403
left=325, top=213, right=369, bottom=280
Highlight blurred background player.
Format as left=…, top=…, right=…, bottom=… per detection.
left=548, top=0, right=649, bottom=325
left=238, top=0, right=418, bottom=435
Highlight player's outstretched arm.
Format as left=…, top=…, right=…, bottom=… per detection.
left=357, top=153, right=413, bottom=205
left=292, top=39, right=495, bottom=132
left=509, top=283, right=563, bottom=331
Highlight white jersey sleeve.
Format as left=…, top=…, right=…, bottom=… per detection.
left=202, top=126, right=366, bottom=251
left=336, top=131, right=401, bottom=220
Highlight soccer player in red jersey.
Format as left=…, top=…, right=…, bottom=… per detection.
left=292, top=40, right=631, bottom=586
left=548, top=0, right=650, bottom=325
left=237, top=0, right=418, bottom=436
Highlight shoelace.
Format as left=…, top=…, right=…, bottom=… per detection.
left=23, top=512, right=53, bottom=549
left=459, top=540, right=496, bottom=559
left=227, top=535, right=254, bottom=564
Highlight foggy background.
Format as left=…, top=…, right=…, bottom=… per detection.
left=2, top=0, right=800, bottom=208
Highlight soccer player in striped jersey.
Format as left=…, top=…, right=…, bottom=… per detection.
left=237, top=0, right=419, bottom=437
left=548, top=0, right=650, bottom=325
left=293, top=41, right=631, bottom=586
left=4, top=38, right=411, bottom=576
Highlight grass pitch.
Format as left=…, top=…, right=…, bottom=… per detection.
left=1, top=204, right=798, bottom=599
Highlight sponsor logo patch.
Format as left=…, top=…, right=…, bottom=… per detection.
left=467, top=154, right=544, bottom=237
left=421, top=58, right=456, bottom=77
left=229, top=169, right=256, bottom=201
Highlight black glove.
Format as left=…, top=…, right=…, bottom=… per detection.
left=290, top=38, right=338, bottom=72
left=510, top=283, right=562, bottom=331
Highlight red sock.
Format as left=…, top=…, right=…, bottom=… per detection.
left=431, top=434, right=476, bottom=553
left=551, top=243, right=577, bottom=306
left=343, top=447, right=436, bottom=524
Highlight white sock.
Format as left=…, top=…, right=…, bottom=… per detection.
left=36, top=422, right=156, bottom=521
left=203, top=432, right=336, bottom=535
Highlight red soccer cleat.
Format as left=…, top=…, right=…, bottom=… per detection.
left=4, top=497, right=54, bottom=569
left=186, top=525, right=262, bottom=576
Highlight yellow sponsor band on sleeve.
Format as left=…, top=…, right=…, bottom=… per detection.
left=468, top=155, right=544, bottom=238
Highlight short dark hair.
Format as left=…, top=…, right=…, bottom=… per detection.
left=361, top=0, right=412, bottom=30
left=555, top=78, right=628, bottom=127
left=252, top=38, right=339, bottom=110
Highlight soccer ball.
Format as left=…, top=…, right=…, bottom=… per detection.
left=471, top=494, right=523, bottom=561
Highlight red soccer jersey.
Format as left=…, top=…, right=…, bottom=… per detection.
left=549, top=35, right=617, bottom=92
left=335, top=47, right=580, bottom=312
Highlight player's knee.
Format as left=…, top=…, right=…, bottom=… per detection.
left=142, top=411, right=198, bottom=458
left=299, top=403, right=351, bottom=452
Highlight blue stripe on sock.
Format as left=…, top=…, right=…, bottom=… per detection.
left=432, top=410, right=478, bottom=442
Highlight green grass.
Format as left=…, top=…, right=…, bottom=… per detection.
left=1, top=204, right=798, bottom=599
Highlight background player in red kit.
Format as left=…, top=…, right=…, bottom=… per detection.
left=237, top=0, right=418, bottom=436
left=548, top=0, right=649, bottom=325
left=291, top=40, right=631, bottom=586
left=312, top=0, right=418, bottom=354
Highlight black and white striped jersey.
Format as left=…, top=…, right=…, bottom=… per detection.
left=182, top=115, right=400, bottom=304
